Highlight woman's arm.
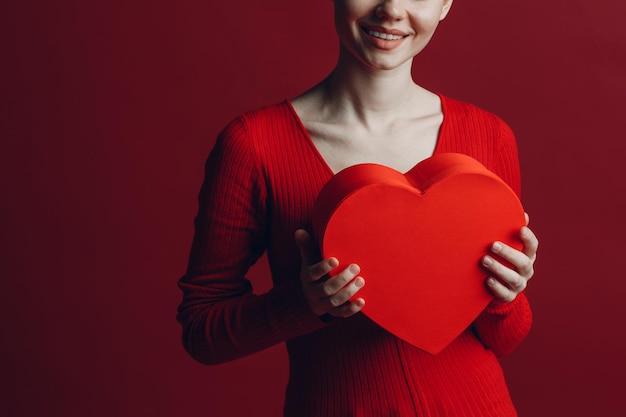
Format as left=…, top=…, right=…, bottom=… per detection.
left=471, top=118, right=537, bottom=356
left=176, top=118, right=327, bottom=365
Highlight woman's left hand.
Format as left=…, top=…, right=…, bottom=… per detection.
left=482, top=213, right=539, bottom=305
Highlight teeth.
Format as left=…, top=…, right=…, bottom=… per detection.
left=367, top=30, right=404, bottom=41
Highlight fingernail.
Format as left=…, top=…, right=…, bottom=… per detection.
left=483, top=256, right=493, bottom=266
left=354, top=277, right=364, bottom=288
left=492, top=242, right=503, bottom=252
left=350, top=264, right=360, bottom=274
left=487, top=278, right=497, bottom=286
left=328, top=258, right=338, bottom=268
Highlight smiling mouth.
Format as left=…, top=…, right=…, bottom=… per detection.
left=363, top=28, right=407, bottom=41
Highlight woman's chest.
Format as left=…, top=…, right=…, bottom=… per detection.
left=306, top=114, right=443, bottom=175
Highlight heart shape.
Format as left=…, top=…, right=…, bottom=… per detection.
left=312, top=153, right=525, bottom=354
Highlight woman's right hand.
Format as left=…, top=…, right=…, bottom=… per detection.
left=295, top=229, right=365, bottom=318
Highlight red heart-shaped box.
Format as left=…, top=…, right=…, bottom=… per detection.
left=312, top=153, right=525, bottom=354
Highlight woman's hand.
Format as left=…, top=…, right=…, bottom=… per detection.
left=295, top=229, right=365, bottom=318
left=483, top=213, right=539, bottom=305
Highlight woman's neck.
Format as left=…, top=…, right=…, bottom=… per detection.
left=318, top=47, right=424, bottom=128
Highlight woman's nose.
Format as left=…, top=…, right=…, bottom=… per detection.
left=375, top=0, right=407, bottom=21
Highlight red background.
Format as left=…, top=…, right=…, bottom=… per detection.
left=2, top=1, right=625, bottom=416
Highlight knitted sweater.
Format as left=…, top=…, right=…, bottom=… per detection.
left=177, top=95, right=532, bottom=417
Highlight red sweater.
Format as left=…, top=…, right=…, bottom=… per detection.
left=177, top=95, right=532, bottom=416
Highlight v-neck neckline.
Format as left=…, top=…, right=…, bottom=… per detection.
left=285, top=93, right=448, bottom=176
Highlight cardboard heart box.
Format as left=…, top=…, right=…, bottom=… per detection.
left=312, top=153, right=525, bottom=354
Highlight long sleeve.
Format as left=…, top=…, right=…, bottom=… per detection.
left=470, top=115, right=533, bottom=356
left=473, top=292, right=533, bottom=356
left=176, top=117, right=326, bottom=365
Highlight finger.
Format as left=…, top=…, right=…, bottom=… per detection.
left=305, top=258, right=339, bottom=283
left=295, top=229, right=319, bottom=266
left=486, top=277, right=518, bottom=304
left=482, top=255, right=528, bottom=293
left=296, top=229, right=338, bottom=283
left=329, top=298, right=365, bottom=318
left=524, top=212, right=530, bottom=226
left=323, top=275, right=365, bottom=308
left=320, top=264, right=361, bottom=295
left=519, top=226, right=539, bottom=261
left=490, top=241, right=534, bottom=279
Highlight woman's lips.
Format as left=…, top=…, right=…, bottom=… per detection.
left=361, top=26, right=409, bottom=49
left=362, top=25, right=409, bottom=40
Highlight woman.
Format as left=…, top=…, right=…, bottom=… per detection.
left=177, top=0, right=539, bottom=415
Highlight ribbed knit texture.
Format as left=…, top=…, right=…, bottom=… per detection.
left=177, top=94, right=532, bottom=416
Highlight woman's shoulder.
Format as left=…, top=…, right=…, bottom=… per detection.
left=439, top=94, right=511, bottom=131
left=213, top=101, right=299, bottom=148
left=436, top=93, right=519, bottom=176
left=212, top=100, right=310, bottom=169
left=222, top=101, right=296, bottom=135
left=437, top=93, right=516, bottom=153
